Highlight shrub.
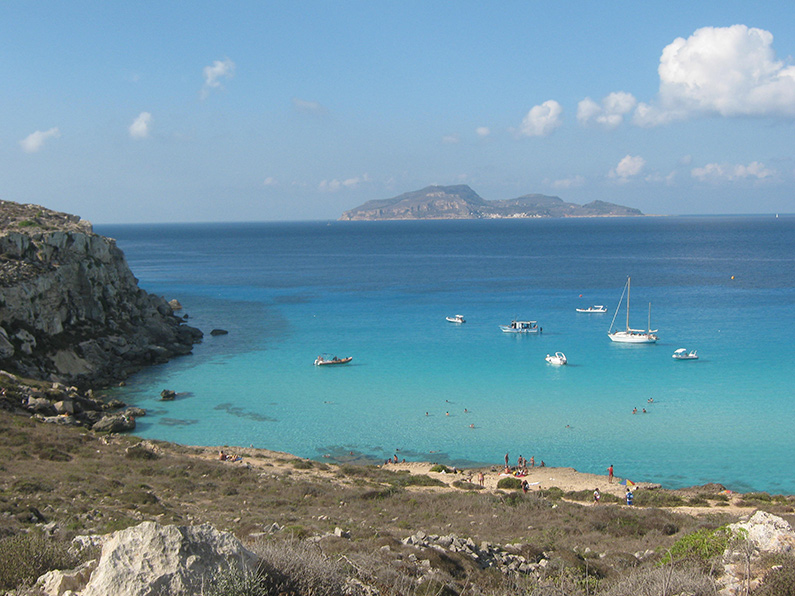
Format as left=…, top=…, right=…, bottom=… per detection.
left=601, top=565, right=716, bottom=596
left=452, top=480, right=484, bottom=490
left=395, top=474, right=445, bottom=488
left=429, top=464, right=450, bottom=473
left=660, top=526, right=732, bottom=567
left=496, top=477, right=522, bottom=490
left=291, top=459, right=313, bottom=470
left=753, top=556, right=795, bottom=596
left=248, top=538, right=348, bottom=596
left=0, top=532, right=80, bottom=590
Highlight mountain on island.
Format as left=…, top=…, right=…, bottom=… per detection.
left=339, top=185, right=643, bottom=220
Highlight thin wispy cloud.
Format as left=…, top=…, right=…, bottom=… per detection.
left=551, top=175, right=586, bottom=189
left=691, top=161, right=775, bottom=182
left=442, top=134, right=460, bottom=144
left=291, top=97, right=327, bottom=114
left=318, top=173, right=370, bottom=192
left=609, top=155, right=646, bottom=181
left=634, top=25, right=795, bottom=126
left=263, top=177, right=278, bottom=187
left=201, top=58, right=235, bottom=99
left=20, top=127, right=60, bottom=153
left=519, top=100, right=563, bottom=137
left=475, top=127, right=490, bottom=137
left=128, top=112, right=152, bottom=139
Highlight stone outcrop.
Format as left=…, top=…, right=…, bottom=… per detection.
left=0, top=201, right=202, bottom=388
left=719, top=510, right=795, bottom=595
left=37, top=521, right=257, bottom=596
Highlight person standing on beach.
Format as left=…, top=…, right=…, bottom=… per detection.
left=607, top=465, right=614, bottom=483
left=625, top=488, right=633, bottom=506
left=505, top=452, right=509, bottom=467
left=593, top=488, right=600, bottom=504
left=478, top=471, right=485, bottom=486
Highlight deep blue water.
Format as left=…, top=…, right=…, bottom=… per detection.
left=96, top=216, right=795, bottom=494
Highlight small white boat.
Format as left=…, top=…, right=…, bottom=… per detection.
left=545, top=352, right=567, bottom=365
left=446, top=314, right=466, bottom=324
left=576, top=305, right=607, bottom=313
left=314, top=354, right=353, bottom=366
left=672, top=348, right=698, bottom=360
left=500, top=320, right=541, bottom=334
left=607, top=277, right=658, bottom=344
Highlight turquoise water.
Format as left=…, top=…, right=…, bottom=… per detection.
left=97, top=217, right=795, bottom=494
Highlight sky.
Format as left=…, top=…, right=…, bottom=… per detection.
left=1, top=1, right=794, bottom=223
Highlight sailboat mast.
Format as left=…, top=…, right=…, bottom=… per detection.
left=626, top=277, right=630, bottom=331
left=648, top=302, right=651, bottom=333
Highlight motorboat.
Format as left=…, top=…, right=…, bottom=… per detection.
left=576, top=305, right=607, bottom=313
left=607, top=277, right=658, bottom=343
left=314, top=354, right=353, bottom=366
left=500, top=320, right=541, bottom=334
left=672, top=348, right=698, bottom=360
left=545, top=352, right=567, bottom=365
left=446, top=314, right=466, bottom=324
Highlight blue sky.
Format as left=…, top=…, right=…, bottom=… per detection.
left=2, top=1, right=794, bottom=223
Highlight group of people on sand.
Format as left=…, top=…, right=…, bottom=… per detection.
left=503, top=452, right=542, bottom=475
left=218, top=450, right=243, bottom=463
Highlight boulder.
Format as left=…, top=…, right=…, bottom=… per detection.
left=124, top=407, right=146, bottom=418
left=719, top=511, right=795, bottom=595
left=70, top=521, right=257, bottom=596
left=160, top=389, right=176, bottom=401
left=168, top=299, right=183, bottom=311
left=91, top=414, right=135, bottom=433
left=210, top=329, right=229, bottom=336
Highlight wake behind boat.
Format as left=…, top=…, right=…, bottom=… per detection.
left=607, top=277, right=658, bottom=343
left=314, top=354, right=353, bottom=366
left=500, top=320, right=541, bottom=334
left=576, top=305, right=607, bottom=313
left=446, top=314, right=466, bottom=324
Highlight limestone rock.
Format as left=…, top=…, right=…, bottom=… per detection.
left=719, top=511, right=795, bottom=595
left=0, top=200, right=203, bottom=388
left=91, top=413, right=135, bottom=433
left=75, top=521, right=257, bottom=596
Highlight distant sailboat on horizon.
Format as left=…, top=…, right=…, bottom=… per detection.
left=607, top=277, right=658, bottom=344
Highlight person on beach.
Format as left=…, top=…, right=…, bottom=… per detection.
left=625, top=488, right=633, bottom=506
left=593, top=488, right=600, bottom=504
left=505, top=452, right=509, bottom=467
left=608, top=464, right=614, bottom=483
left=522, top=480, right=529, bottom=493
left=530, top=456, right=535, bottom=467
left=478, top=471, right=485, bottom=486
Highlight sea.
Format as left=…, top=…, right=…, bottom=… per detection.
left=95, top=216, right=795, bottom=495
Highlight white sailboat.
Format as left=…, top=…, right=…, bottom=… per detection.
left=607, top=277, right=658, bottom=343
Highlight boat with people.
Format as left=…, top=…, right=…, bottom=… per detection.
left=576, top=305, right=607, bottom=313
left=314, top=354, right=353, bottom=366
left=672, top=348, right=698, bottom=360
left=500, top=320, right=541, bottom=334
left=545, top=352, right=567, bottom=365
left=446, top=314, right=466, bottom=324
left=607, top=277, right=658, bottom=343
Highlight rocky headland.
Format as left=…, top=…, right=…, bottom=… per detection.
left=0, top=200, right=202, bottom=389
left=340, top=185, right=643, bottom=221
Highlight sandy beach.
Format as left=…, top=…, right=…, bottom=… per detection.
left=197, top=444, right=757, bottom=516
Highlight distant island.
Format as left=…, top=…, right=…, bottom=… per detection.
left=339, top=185, right=643, bottom=220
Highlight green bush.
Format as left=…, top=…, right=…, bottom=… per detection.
left=660, top=526, right=732, bottom=566
left=0, top=532, right=80, bottom=590
left=429, top=464, right=450, bottom=473
left=496, top=477, right=522, bottom=490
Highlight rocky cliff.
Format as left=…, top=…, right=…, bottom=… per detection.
left=0, top=200, right=202, bottom=388
left=340, top=185, right=643, bottom=220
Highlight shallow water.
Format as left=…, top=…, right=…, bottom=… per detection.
left=97, top=216, right=795, bottom=493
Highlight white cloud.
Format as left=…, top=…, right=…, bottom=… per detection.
left=551, top=175, right=586, bottom=189
left=128, top=112, right=152, bottom=139
left=609, top=155, right=646, bottom=181
left=691, top=161, right=775, bottom=182
left=442, top=134, right=460, bottom=144
left=577, top=92, right=637, bottom=128
left=318, top=174, right=370, bottom=192
left=292, top=97, right=327, bottom=114
left=475, top=126, right=490, bottom=137
left=201, top=58, right=235, bottom=98
left=263, top=177, right=277, bottom=187
left=20, top=127, right=60, bottom=153
left=635, top=25, right=795, bottom=125
left=519, top=100, right=563, bottom=137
